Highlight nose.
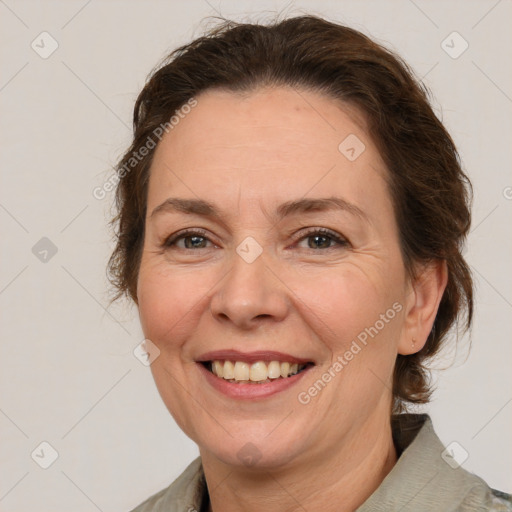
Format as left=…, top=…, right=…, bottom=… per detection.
left=209, top=249, right=290, bottom=330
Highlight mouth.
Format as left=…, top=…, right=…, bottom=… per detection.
left=195, top=350, right=315, bottom=399
left=200, top=360, right=314, bottom=384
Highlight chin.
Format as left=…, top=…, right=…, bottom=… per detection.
left=198, top=427, right=309, bottom=471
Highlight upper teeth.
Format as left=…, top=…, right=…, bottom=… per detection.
left=211, top=360, right=306, bottom=382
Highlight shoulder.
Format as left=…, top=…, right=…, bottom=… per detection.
left=450, top=474, right=512, bottom=511
left=484, top=489, right=512, bottom=511
left=358, top=414, right=512, bottom=512
left=456, top=485, right=512, bottom=511
left=129, top=457, right=205, bottom=512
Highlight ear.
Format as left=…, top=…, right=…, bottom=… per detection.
left=398, top=260, right=448, bottom=355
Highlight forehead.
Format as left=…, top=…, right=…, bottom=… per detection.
left=153, top=86, right=371, bottom=168
left=147, top=86, right=392, bottom=224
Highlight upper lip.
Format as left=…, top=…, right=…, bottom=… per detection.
left=196, top=350, right=314, bottom=365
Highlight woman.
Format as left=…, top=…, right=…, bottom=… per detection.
left=108, top=15, right=512, bottom=512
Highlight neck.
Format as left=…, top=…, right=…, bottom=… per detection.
left=201, top=415, right=397, bottom=512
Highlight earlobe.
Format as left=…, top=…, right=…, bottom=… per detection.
left=398, top=260, right=448, bottom=355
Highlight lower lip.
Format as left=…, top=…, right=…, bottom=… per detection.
left=197, top=362, right=312, bottom=400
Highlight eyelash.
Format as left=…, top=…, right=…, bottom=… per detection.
left=162, top=227, right=349, bottom=251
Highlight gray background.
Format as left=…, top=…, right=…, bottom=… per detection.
left=1, top=0, right=511, bottom=510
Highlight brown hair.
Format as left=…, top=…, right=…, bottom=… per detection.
left=108, top=15, right=473, bottom=412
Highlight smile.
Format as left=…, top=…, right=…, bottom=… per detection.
left=196, top=349, right=315, bottom=399
left=196, top=353, right=315, bottom=399
left=205, top=360, right=311, bottom=383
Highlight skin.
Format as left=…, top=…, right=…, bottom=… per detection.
left=136, top=86, right=447, bottom=512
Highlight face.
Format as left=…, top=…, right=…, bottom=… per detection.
left=137, top=86, right=413, bottom=470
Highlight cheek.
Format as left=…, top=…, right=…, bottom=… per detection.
left=295, top=269, right=404, bottom=416
left=137, top=262, right=210, bottom=346
left=296, top=266, right=402, bottom=351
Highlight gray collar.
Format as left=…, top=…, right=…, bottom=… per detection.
left=356, top=414, right=492, bottom=511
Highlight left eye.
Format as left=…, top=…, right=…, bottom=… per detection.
left=295, top=229, right=348, bottom=250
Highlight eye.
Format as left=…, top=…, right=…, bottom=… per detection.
left=163, top=229, right=214, bottom=250
left=162, top=227, right=349, bottom=251
left=294, top=228, right=349, bottom=250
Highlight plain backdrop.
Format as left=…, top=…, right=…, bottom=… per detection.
left=1, top=0, right=511, bottom=510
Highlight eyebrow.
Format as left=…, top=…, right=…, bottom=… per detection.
left=150, top=196, right=369, bottom=223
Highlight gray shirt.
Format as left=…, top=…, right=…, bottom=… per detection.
left=130, top=414, right=512, bottom=511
